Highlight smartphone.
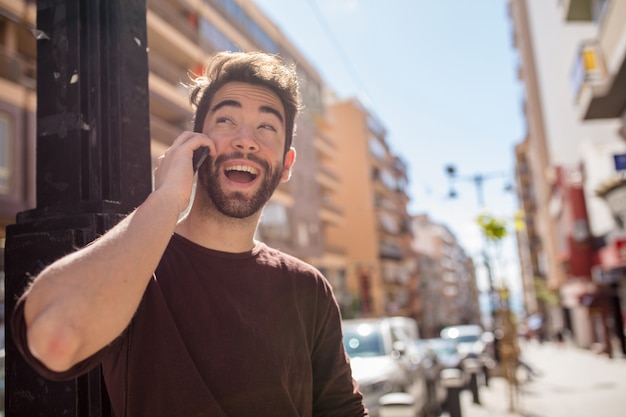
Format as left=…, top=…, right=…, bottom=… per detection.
left=193, top=146, right=210, bottom=172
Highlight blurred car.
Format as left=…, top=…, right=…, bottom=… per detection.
left=440, top=324, right=492, bottom=362
left=415, top=337, right=464, bottom=413
left=343, top=317, right=429, bottom=417
left=420, top=337, right=463, bottom=370
left=440, top=324, right=496, bottom=388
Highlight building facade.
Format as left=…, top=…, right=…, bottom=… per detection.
left=509, top=0, right=626, bottom=354
left=326, top=97, right=418, bottom=318
left=411, top=214, right=480, bottom=338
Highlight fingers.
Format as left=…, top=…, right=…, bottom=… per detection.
left=152, top=132, right=216, bottom=212
left=154, top=132, right=215, bottom=175
left=170, top=131, right=215, bottom=156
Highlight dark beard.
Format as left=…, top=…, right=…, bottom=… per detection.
left=198, top=152, right=284, bottom=219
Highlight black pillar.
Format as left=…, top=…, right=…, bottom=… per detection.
left=5, top=0, right=151, bottom=415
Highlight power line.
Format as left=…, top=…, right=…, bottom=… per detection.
left=304, top=0, right=371, bottom=99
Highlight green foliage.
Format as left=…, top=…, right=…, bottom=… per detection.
left=476, top=213, right=508, bottom=242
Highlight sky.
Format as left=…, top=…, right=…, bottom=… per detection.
left=253, top=0, right=527, bottom=314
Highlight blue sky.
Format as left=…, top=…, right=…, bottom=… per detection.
left=254, top=0, right=526, bottom=312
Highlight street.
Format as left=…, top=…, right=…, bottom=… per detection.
left=457, top=340, right=626, bottom=417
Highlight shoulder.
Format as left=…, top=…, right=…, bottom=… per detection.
left=256, top=243, right=318, bottom=275
left=256, top=243, right=333, bottom=290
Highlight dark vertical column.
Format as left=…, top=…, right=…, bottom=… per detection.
left=5, top=0, right=151, bottom=415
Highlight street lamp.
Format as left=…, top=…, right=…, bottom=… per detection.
left=445, top=164, right=511, bottom=208
left=444, top=164, right=515, bottom=363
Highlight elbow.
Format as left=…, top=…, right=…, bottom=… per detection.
left=27, top=321, right=81, bottom=373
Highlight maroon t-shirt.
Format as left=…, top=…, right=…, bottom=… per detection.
left=12, top=234, right=367, bottom=417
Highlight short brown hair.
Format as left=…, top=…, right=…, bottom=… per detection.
left=189, top=51, right=302, bottom=155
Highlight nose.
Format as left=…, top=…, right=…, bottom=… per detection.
left=231, top=124, right=259, bottom=152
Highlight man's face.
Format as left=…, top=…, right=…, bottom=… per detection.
left=196, top=82, right=295, bottom=219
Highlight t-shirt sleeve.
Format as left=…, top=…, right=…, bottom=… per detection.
left=310, top=277, right=369, bottom=417
left=10, top=293, right=116, bottom=381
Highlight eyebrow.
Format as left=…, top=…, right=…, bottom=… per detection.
left=210, top=99, right=284, bottom=125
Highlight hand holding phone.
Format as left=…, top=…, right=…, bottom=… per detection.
left=193, top=146, right=210, bottom=172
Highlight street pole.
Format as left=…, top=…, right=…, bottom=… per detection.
left=445, top=165, right=511, bottom=357
left=5, top=1, right=151, bottom=415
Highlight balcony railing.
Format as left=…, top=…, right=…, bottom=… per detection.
left=561, top=0, right=593, bottom=21
left=147, top=0, right=199, bottom=44
left=148, top=51, right=189, bottom=87
left=379, top=241, right=403, bottom=261
left=150, top=114, right=185, bottom=146
left=571, top=40, right=607, bottom=103
left=0, top=46, right=36, bottom=90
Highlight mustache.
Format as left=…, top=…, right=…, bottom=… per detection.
left=213, top=152, right=271, bottom=172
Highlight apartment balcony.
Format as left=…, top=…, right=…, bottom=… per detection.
left=572, top=6, right=626, bottom=120
left=315, top=164, right=341, bottom=192
left=379, top=240, right=404, bottom=261
left=150, top=113, right=186, bottom=147
left=147, top=3, right=203, bottom=72
left=313, top=132, right=337, bottom=160
left=319, top=196, right=343, bottom=226
left=560, top=0, right=594, bottom=21
left=0, top=0, right=35, bottom=24
left=148, top=50, right=190, bottom=89
left=148, top=65, right=192, bottom=127
left=148, top=0, right=199, bottom=46
left=372, top=177, right=397, bottom=201
left=0, top=45, right=35, bottom=90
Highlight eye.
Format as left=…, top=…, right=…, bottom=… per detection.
left=259, top=123, right=277, bottom=131
left=216, top=116, right=234, bottom=125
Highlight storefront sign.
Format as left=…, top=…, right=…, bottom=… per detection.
left=614, top=154, right=626, bottom=171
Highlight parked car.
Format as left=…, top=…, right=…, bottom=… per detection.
left=440, top=324, right=492, bottom=362
left=440, top=324, right=496, bottom=387
left=415, top=337, right=464, bottom=413
left=343, top=317, right=430, bottom=417
left=419, top=337, right=463, bottom=371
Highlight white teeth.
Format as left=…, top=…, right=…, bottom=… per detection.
left=225, top=165, right=259, bottom=175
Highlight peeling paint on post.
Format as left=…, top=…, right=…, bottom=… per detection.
left=5, top=0, right=151, bottom=415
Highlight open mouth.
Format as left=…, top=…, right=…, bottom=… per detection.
left=224, top=165, right=259, bottom=184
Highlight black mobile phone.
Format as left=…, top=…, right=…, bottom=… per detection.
left=193, top=146, right=210, bottom=172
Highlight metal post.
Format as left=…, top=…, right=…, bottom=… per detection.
left=441, top=368, right=464, bottom=417
left=464, top=357, right=482, bottom=405
left=5, top=0, right=151, bottom=415
left=445, top=164, right=511, bottom=361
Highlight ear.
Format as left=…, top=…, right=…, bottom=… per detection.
left=280, top=148, right=296, bottom=182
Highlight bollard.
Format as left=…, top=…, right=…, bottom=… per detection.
left=425, top=377, right=441, bottom=417
left=379, top=392, right=416, bottom=417
left=464, top=357, right=482, bottom=405
left=483, top=357, right=496, bottom=387
left=441, top=368, right=465, bottom=417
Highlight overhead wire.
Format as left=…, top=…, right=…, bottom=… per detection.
left=303, top=0, right=372, bottom=101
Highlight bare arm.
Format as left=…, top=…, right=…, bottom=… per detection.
left=23, top=132, right=214, bottom=372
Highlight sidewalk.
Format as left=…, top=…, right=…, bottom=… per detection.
left=455, top=341, right=626, bottom=417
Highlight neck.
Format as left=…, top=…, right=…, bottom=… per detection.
left=175, top=202, right=260, bottom=253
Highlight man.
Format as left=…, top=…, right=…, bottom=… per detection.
left=12, top=51, right=368, bottom=417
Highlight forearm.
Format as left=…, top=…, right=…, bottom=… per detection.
left=24, top=189, right=180, bottom=372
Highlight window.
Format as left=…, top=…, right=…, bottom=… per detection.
left=380, top=168, right=397, bottom=190
left=212, top=0, right=278, bottom=53
left=199, top=18, right=239, bottom=52
left=368, top=136, right=386, bottom=159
